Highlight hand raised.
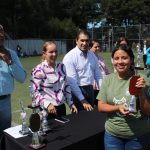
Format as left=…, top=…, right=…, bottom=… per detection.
left=0, top=48, right=13, bottom=64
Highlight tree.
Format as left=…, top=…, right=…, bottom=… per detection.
left=0, top=0, right=101, bottom=38
left=100, top=0, right=150, bottom=26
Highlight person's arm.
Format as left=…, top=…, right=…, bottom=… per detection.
left=63, top=58, right=85, bottom=101
left=8, top=50, right=26, bottom=83
left=30, top=66, right=51, bottom=110
left=97, top=75, right=129, bottom=115
left=103, top=62, right=110, bottom=75
left=94, top=55, right=103, bottom=88
left=98, top=100, right=129, bottom=115
left=99, top=56, right=109, bottom=75
left=63, top=57, right=93, bottom=111
left=63, top=64, right=74, bottom=106
left=139, top=86, right=150, bottom=115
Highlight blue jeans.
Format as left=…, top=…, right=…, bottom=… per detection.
left=104, top=131, right=150, bottom=150
left=0, top=95, right=11, bottom=135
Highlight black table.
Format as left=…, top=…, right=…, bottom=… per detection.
left=1, top=109, right=106, bottom=150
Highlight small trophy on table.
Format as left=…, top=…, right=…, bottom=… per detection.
left=19, top=100, right=31, bottom=135
left=29, top=112, right=46, bottom=149
left=28, top=86, right=46, bottom=149
left=38, top=110, right=51, bottom=136
left=128, top=50, right=144, bottom=113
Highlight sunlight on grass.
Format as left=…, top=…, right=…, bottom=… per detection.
left=12, top=55, right=67, bottom=124
left=11, top=52, right=113, bottom=124
left=12, top=52, right=148, bottom=125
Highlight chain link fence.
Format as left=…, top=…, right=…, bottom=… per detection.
left=5, top=24, right=150, bottom=55
left=88, top=24, right=150, bottom=51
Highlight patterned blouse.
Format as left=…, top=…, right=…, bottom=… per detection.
left=30, top=60, right=73, bottom=110
left=94, top=55, right=109, bottom=90
left=97, top=55, right=109, bottom=76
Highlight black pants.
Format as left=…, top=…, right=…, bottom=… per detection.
left=94, top=90, right=99, bottom=106
left=143, top=54, right=147, bottom=68
left=72, top=85, right=94, bottom=111
left=47, top=104, right=66, bottom=120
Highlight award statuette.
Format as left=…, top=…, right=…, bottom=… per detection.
left=38, top=110, right=51, bottom=136
left=28, top=86, right=46, bottom=149
left=136, top=43, right=142, bottom=67
left=128, top=95, right=137, bottom=113
left=128, top=61, right=144, bottom=113
left=29, top=113, right=46, bottom=149
left=19, top=100, right=31, bottom=135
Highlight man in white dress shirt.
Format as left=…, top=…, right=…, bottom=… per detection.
left=63, top=30, right=103, bottom=111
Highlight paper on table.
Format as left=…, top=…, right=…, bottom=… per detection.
left=4, top=125, right=29, bottom=138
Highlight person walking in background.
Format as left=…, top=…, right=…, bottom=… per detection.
left=63, top=30, right=103, bottom=111
left=146, top=42, right=150, bottom=77
left=30, top=41, right=77, bottom=120
left=115, top=36, right=128, bottom=47
left=90, top=39, right=109, bottom=105
left=0, top=24, right=26, bottom=137
left=136, top=42, right=143, bottom=67
left=112, top=36, right=129, bottom=72
left=16, top=44, right=23, bottom=57
left=142, top=40, right=147, bottom=68
left=97, top=45, right=150, bottom=150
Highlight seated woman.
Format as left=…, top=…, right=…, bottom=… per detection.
left=30, top=41, right=77, bottom=119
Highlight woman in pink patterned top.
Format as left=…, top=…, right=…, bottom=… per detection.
left=90, top=40, right=109, bottom=105
left=30, top=41, right=77, bottom=119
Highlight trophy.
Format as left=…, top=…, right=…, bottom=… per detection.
left=29, top=85, right=36, bottom=108
left=128, top=49, right=144, bottom=113
left=38, top=110, right=51, bottom=136
left=28, top=86, right=46, bottom=149
left=29, top=112, right=46, bottom=149
left=136, top=43, right=142, bottom=67
left=128, top=95, right=137, bottom=113
left=19, top=100, right=31, bottom=135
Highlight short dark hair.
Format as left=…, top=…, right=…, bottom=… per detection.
left=116, top=37, right=128, bottom=46
left=89, top=39, right=100, bottom=48
left=76, top=29, right=91, bottom=40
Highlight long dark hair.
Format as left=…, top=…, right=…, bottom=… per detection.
left=112, top=45, right=135, bottom=71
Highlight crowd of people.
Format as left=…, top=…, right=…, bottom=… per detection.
left=0, top=24, right=150, bottom=150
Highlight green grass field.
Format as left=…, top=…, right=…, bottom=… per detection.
left=12, top=52, right=148, bottom=125
left=11, top=52, right=113, bottom=125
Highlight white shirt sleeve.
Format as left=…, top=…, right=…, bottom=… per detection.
left=63, top=55, right=85, bottom=101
